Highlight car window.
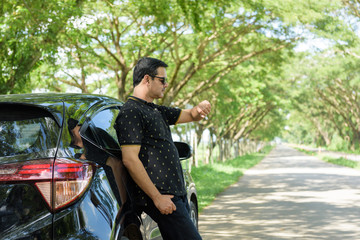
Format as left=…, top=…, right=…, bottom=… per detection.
left=84, top=107, right=121, bottom=150
left=0, top=105, right=59, bottom=157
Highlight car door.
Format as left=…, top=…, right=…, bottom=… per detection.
left=79, top=105, right=146, bottom=239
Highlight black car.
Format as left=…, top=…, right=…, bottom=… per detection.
left=0, top=93, right=199, bottom=240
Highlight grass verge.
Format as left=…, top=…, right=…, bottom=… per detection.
left=294, top=147, right=316, bottom=155
left=191, top=145, right=274, bottom=213
left=295, top=147, right=360, bottom=170
left=322, top=156, right=360, bottom=169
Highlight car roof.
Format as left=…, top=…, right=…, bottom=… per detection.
left=0, top=93, right=122, bottom=126
left=0, top=93, right=119, bottom=104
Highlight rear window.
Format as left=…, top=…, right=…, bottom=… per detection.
left=0, top=104, right=60, bottom=157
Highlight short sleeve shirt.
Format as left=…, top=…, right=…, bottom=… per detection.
left=114, top=96, right=186, bottom=205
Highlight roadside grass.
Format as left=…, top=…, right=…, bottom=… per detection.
left=191, top=145, right=274, bottom=213
left=295, top=147, right=360, bottom=170
left=322, top=156, right=360, bottom=169
left=294, top=147, right=316, bottom=155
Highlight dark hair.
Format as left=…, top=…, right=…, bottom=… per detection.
left=68, top=118, right=79, bottom=133
left=67, top=118, right=82, bottom=149
left=133, top=57, right=168, bottom=87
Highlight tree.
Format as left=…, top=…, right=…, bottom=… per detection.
left=0, top=0, right=85, bottom=94
left=6, top=0, right=358, bottom=159
left=34, top=0, right=351, bottom=160
left=38, top=0, right=306, bottom=102
left=283, top=49, right=360, bottom=150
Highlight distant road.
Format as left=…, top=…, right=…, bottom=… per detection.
left=199, top=145, right=360, bottom=239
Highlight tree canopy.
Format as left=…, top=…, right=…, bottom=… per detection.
left=2, top=0, right=360, bottom=156
left=0, top=0, right=85, bottom=93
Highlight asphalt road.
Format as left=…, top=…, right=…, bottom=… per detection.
left=199, top=145, right=360, bottom=239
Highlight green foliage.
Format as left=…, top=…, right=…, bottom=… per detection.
left=2, top=0, right=359, bottom=149
left=26, top=0, right=315, bottom=143
left=295, top=147, right=360, bottom=167
left=322, top=156, right=360, bottom=169
left=294, top=147, right=316, bottom=155
left=0, top=0, right=85, bottom=94
left=132, top=0, right=233, bottom=31
left=260, top=0, right=342, bottom=24
left=327, top=134, right=351, bottom=152
left=282, top=44, right=360, bottom=151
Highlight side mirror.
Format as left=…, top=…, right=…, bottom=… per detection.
left=174, top=142, right=192, bottom=161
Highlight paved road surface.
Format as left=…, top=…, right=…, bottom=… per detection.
left=199, top=145, right=360, bottom=239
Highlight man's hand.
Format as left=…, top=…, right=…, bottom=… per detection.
left=177, top=100, right=212, bottom=123
left=196, top=100, right=211, bottom=118
left=153, top=194, right=177, bottom=215
left=122, top=146, right=175, bottom=215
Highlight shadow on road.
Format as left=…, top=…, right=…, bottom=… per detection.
left=199, top=145, right=360, bottom=240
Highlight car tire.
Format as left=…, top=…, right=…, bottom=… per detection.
left=190, top=201, right=198, bottom=229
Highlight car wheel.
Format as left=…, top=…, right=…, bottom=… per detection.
left=190, top=201, right=198, bottom=229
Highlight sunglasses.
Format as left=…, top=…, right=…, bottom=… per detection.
left=152, top=76, right=167, bottom=85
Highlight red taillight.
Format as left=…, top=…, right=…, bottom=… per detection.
left=0, top=158, right=95, bottom=212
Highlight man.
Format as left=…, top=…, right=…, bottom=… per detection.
left=114, top=57, right=211, bottom=239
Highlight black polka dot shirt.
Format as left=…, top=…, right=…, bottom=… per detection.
left=114, top=96, right=186, bottom=206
